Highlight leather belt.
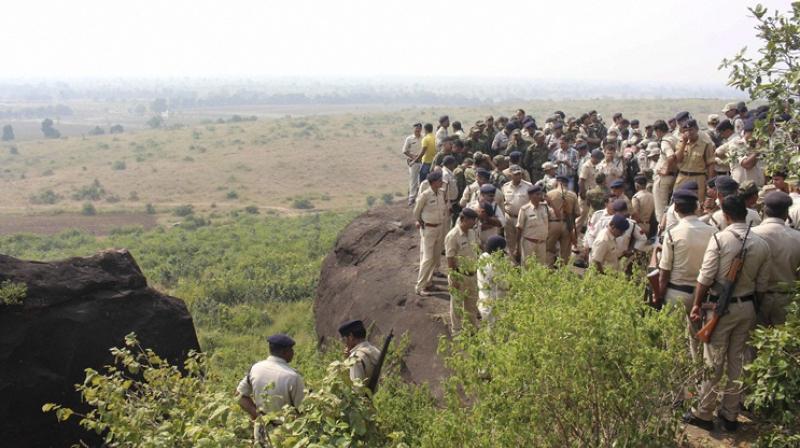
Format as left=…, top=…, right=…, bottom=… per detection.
left=424, top=222, right=441, bottom=227
left=679, top=170, right=705, bottom=176
left=708, top=294, right=754, bottom=303
left=523, top=237, right=545, bottom=243
left=506, top=212, right=518, bottom=218
left=667, top=283, right=694, bottom=294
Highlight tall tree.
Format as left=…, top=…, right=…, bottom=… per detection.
left=720, top=3, right=800, bottom=175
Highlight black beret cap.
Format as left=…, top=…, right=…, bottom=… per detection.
left=715, top=175, right=739, bottom=195
left=707, top=176, right=717, bottom=188
left=267, top=334, right=296, bottom=348
left=716, top=119, right=734, bottom=132
left=439, top=115, right=449, bottom=123
left=630, top=119, right=639, bottom=126
left=461, top=207, right=478, bottom=219
left=476, top=168, right=491, bottom=178
left=611, top=214, right=630, bottom=231
left=763, top=191, right=793, bottom=210
left=743, top=119, right=756, bottom=132
left=610, top=179, right=625, bottom=189
left=509, top=151, right=522, bottom=160
left=680, top=180, right=699, bottom=191
left=672, top=189, right=698, bottom=204
left=675, top=111, right=691, bottom=122
left=442, top=155, right=456, bottom=165
left=479, top=184, right=496, bottom=194
left=556, top=174, right=570, bottom=183
left=634, top=175, right=647, bottom=185
left=681, top=119, right=698, bottom=130
left=427, top=171, right=443, bottom=182
left=338, top=319, right=365, bottom=336
left=612, top=199, right=628, bottom=211
left=528, top=184, right=543, bottom=194
left=486, top=235, right=507, bottom=252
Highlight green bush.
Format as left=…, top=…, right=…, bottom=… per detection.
left=71, top=179, right=106, bottom=201
left=381, top=193, right=394, bottom=205
left=81, top=202, right=97, bottom=216
left=366, top=196, right=376, bottom=207
left=420, top=258, right=693, bottom=447
left=29, top=189, right=62, bottom=205
left=173, top=204, right=194, bottom=217
left=226, top=190, right=238, bottom=200
left=292, top=198, right=314, bottom=210
left=0, top=280, right=27, bottom=305
left=244, top=205, right=259, bottom=214
left=745, top=298, right=800, bottom=447
left=145, top=203, right=156, bottom=214
left=111, top=160, right=126, bottom=170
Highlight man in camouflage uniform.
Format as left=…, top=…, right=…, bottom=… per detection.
left=524, top=131, right=549, bottom=183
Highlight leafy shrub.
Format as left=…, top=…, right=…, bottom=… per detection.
left=145, top=203, right=156, bottom=214
left=381, top=193, right=394, bottom=205
left=105, top=194, right=121, bottom=203
left=71, top=179, right=106, bottom=201
left=292, top=199, right=314, bottom=210
left=88, top=126, right=105, bottom=136
left=44, top=333, right=252, bottom=447
left=420, top=259, right=693, bottom=447
left=109, top=124, right=124, bottom=134
left=128, top=191, right=139, bottom=201
left=112, top=160, right=126, bottom=171
left=745, top=298, right=800, bottom=447
left=366, top=196, right=376, bottom=207
left=226, top=190, right=238, bottom=200
left=81, top=202, right=97, bottom=216
left=244, top=205, right=259, bottom=215
left=9, top=146, right=18, bottom=155
left=29, top=189, right=62, bottom=205
left=173, top=204, right=194, bottom=217
left=0, top=280, right=27, bottom=305
left=41, top=169, right=54, bottom=176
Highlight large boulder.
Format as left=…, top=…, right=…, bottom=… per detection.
left=315, top=202, right=451, bottom=393
left=0, top=249, right=200, bottom=447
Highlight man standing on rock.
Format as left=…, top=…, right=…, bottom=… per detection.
left=445, top=208, right=481, bottom=332
left=414, top=171, right=449, bottom=296
left=237, top=334, right=305, bottom=445
left=338, top=319, right=381, bottom=382
left=401, top=123, right=423, bottom=206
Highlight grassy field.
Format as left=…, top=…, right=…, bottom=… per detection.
left=1, top=98, right=732, bottom=234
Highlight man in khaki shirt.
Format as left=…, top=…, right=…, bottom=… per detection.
left=655, top=189, right=715, bottom=362
left=338, top=320, right=381, bottom=383
left=590, top=215, right=629, bottom=274
left=578, top=149, right=603, bottom=230
left=751, top=191, right=800, bottom=325
left=653, top=120, right=678, bottom=223
left=675, top=119, right=716, bottom=204
left=631, top=176, right=655, bottom=236
left=546, top=176, right=580, bottom=266
left=501, top=165, right=533, bottom=259
left=515, top=184, right=550, bottom=266
left=445, top=208, right=481, bottom=333
left=596, top=142, right=624, bottom=188
left=413, top=171, right=449, bottom=295
left=685, top=195, right=771, bottom=431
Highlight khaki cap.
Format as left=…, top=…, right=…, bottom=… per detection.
left=721, top=102, right=738, bottom=113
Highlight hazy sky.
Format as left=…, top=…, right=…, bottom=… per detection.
left=0, top=0, right=792, bottom=84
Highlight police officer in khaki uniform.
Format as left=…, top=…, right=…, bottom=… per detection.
left=631, top=175, right=655, bottom=236
left=413, top=171, right=449, bottom=295
left=653, top=120, right=678, bottom=223
left=675, top=119, right=716, bottom=204
left=654, top=189, right=715, bottom=362
left=338, top=320, right=381, bottom=382
left=578, top=149, right=604, bottom=230
left=515, top=184, right=550, bottom=266
left=590, top=214, right=629, bottom=274
left=237, top=334, right=305, bottom=444
left=685, top=195, right=771, bottom=432
left=546, top=175, right=580, bottom=266
left=751, top=191, right=800, bottom=325
left=501, top=165, right=533, bottom=258
left=445, top=208, right=481, bottom=332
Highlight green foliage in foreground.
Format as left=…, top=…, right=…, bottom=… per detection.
left=422, top=257, right=695, bottom=447
left=0, top=280, right=27, bottom=305
left=745, top=299, right=800, bottom=447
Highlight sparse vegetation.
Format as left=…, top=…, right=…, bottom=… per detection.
left=41, top=118, right=61, bottom=139
left=381, top=193, right=394, bottom=205
left=111, top=160, right=126, bottom=170
left=71, top=179, right=107, bottom=201
left=81, top=202, right=97, bottom=216
left=226, top=190, right=238, bottom=200
left=145, top=203, right=156, bottom=214
left=173, top=204, right=194, bottom=217
left=366, top=195, right=376, bottom=207
left=292, top=198, right=314, bottom=210
left=0, top=280, right=27, bottom=305
left=29, top=189, right=62, bottom=205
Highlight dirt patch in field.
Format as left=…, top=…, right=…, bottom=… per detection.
left=0, top=212, right=158, bottom=236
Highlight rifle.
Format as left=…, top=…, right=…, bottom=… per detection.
left=560, top=185, right=577, bottom=247
left=623, top=222, right=639, bottom=277
left=366, top=329, right=394, bottom=394
left=696, top=224, right=752, bottom=343
left=645, top=268, right=662, bottom=310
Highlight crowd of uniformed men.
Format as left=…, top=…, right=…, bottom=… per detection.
left=233, top=104, right=800, bottom=443
left=406, top=104, right=800, bottom=432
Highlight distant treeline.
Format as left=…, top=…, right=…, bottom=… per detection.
left=0, top=104, right=73, bottom=120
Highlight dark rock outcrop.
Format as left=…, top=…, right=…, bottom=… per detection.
left=0, top=249, right=200, bottom=447
left=315, top=202, right=450, bottom=393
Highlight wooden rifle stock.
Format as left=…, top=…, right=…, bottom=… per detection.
left=696, top=314, right=719, bottom=343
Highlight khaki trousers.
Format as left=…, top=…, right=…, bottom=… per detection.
left=653, top=174, right=675, bottom=223
left=758, top=292, right=790, bottom=326
left=665, top=288, right=701, bottom=363
left=675, top=173, right=707, bottom=204
left=546, top=222, right=571, bottom=266
left=416, top=225, right=444, bottom=292
left=577, top=198, right=591, bottom=230
left=448, top=274, right=479, bottom=333
left=694, top=301, right=756, bottom=421
left=520, top=237, right=547, bottom=267
left=504, top=214, right=519, bottom=257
